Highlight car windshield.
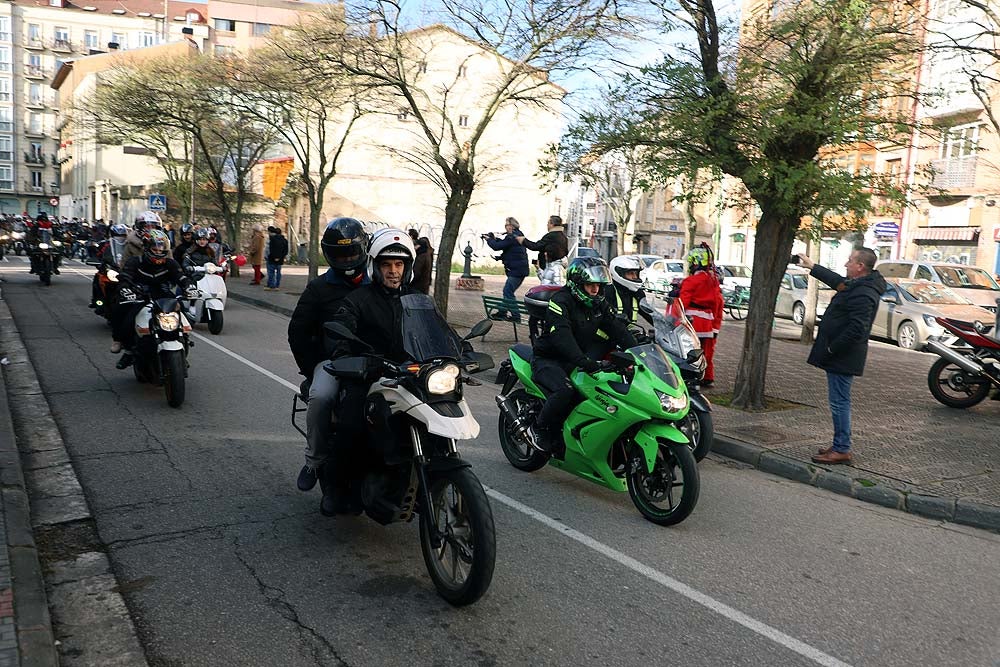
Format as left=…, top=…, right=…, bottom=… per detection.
left=935, top=266, right=1000, bottom=291
left=400, top=293, right=463, bottom=361
left=665, top=262, right=683, bottom=272
left=789, top=274, right=831, bottom=290
left=723, top=265, right=752, bottom=278
left=898, top=282, right=970, bottom=305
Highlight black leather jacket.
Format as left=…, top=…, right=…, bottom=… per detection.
left=332, top=283, right=412, bottom=364
left=533, top=287, right=636, bottom=370
left=288, top=270, right=369, bottom=378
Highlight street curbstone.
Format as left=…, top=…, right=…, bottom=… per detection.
left=226, top=291, right=294, bottom=317
left=0, top=490, right=34, bottom=549
left=954, top=500, right=1000, bottom=533
left=853, top=482, right=905, bottom=510
left=758, top=452, right=816, bottom=484
left=906, top=494, right=956, bottom=522
left=712, top=435, right=762, bottom=466
left=7, top=547, right=51, bottom=633
left=814, top=470, right=854, bottom=496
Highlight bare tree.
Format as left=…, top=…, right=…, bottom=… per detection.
left=302, top=0, right=633, bottom=315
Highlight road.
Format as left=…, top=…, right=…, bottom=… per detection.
left=3, top=255, right=1000, bottom=667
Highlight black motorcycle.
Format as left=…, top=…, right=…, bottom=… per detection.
left=292, top=295, right=497, bottom=606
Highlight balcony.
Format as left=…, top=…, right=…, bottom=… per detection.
left=25, top=96, right=45, bottom=109
left=23, top=180, right=43, bottom=193
left=48, top=183, right=59, bottom=195
left=25, top=65, right=49, bottom=80
left=50, top=38, right=72, bottom=52
left=24, top=37, right=44, bottom=50
left=931, top=156, right=977, bottom=190
left=24, top=152, right=45, bottom=165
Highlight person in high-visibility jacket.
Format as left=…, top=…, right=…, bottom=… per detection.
left=605, top=255, right=647, bottom=323
left=679, top=245, right=724, bottom=387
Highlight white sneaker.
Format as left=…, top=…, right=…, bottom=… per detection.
left=110, top=341, right=122, bottom=354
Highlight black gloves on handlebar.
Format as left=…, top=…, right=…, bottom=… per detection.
left=579, top=358, right=601, bottom=373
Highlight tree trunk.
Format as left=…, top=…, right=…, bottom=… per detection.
left=730, top=211, right=799, bottom=411
left=617, top=223, right=626, bottom=257
left=432, top=184, right=474, bottom=318
left=307, top=200, right=322, bottom=282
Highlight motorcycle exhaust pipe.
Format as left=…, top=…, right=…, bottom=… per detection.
left=925, top=340, right=986, bottom=376
left=495, top=393, right=534, bottom=440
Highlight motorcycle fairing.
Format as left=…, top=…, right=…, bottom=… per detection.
left=369, top=383, right=480, bottom=440
left=633, top=422, right=689, bottom=473
left=508, top=349, right=544, bottom=398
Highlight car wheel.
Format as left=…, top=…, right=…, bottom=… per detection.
left=792, top=302, right=805, bottom=325
left=896, top=321, right=919, bottom=350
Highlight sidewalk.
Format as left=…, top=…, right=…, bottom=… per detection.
left=227, top=269, right=1000, bottom=533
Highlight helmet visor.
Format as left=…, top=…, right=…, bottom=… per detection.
left=576, top=264, right=612, bottom=285
left=324, top=242, right=365, bottom=271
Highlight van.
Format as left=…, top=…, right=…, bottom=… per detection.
left=875, top=261, right=1000, bottom=312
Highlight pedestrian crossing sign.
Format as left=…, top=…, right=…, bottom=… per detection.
left=148, top=194, right=167, bottom=211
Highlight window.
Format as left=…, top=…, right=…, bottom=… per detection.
left=111, top=32, right=126, bottom=48
left=0, top=78, right=9, bottom=102
left=31, top=171, right=42, bottom=189
left=214, top=44, right=234, bottom=57
left=0, top=17, right=10, bottom=42
left=397, top=109, right=410, bottom=121
left=418, top=61, right=427, bottom=73
left=0, top=47, right=9, bottom=73
left=458, top=65, right=467, bottom=77
left=0, top=165, right=11, bottom=189
left=28, top=112, right=41, bottom=134
left=28, top=24, right=41, bottom=43
left=137, top=31, right=156, bottom=47
left=214, top=18, right=236, bottom=32
left=458, top=115, right=469, bottom=127
left=29, top=142, right=42, bottom=159
left=253, top=23, right=271, bottom=36
left=939, top=123, right=982, bottom=160
left=0, top=136, right=11, bottom=161
left=85, top=31, right=99, bottom=49
left=49, top=0, right=62, bottom=7
left=915, top=265, right=934, bottom=281
left=28, top=83, right=41, bottom=105
left=0, top=107, right=10, bottom=132
left=54, top=27, right=69, bottom=44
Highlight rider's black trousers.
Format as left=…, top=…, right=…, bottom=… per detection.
left=532, top=357, right=579, bottom=433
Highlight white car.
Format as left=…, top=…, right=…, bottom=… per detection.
left=718, top=264, right=752, bottom=290
left=640, top=258, right=686, bottom=292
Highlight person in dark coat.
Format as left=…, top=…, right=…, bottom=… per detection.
left=797, top=248, right=887, bottom=465
left=265, top=226, right=289, bottom=290
left=411, top=236, right=433, bottom=294
left=518, top=214, right=568, bottom=270
left=485, top=217, right=529, bottom=321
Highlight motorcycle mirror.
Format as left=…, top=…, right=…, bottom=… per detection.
left=609, top=350, right=633, bottom=368
left=464, top=319, right=493, bottom=340
left=323, top=322, right=374, bottom=352
left=463, top=351, right=495, bottom=373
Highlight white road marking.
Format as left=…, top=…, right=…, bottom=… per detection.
left=55, top=264, right=849, bottom=666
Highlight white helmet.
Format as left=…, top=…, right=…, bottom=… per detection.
left=134, top=210, right=162, bottom=231
left=368, top=227, right=415, bottom=287
left=609, top=255, right=644, bottom=297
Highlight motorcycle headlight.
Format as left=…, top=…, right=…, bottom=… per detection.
left=655, top=389, right=688, bottom=413
left=0, top=235, right=8, bottom=241
left=157, top=313, right=180, bottom=331
left=12, top=232, right=23, bottom=239
left=426, top=364, right=460, bottom=395
left=38, top=243, right=49, bottom=250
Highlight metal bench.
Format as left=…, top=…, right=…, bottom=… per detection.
left=481, top=296, right=530, bottom=342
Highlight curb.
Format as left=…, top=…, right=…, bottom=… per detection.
left=0, top=293, right=149, bottom=666
left=229, top=286, right=1000, bottom=535
left=714, top=435, right=1000, bottom=533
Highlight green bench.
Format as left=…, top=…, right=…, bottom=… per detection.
left=481, top=296, right=531, bottom=342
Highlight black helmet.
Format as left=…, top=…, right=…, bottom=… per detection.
left=193, top=228, right=211, bottom=241
left=180, top=223, right=194, bottom=235
left=566, top=257, right=612, bottom=308
left=321, top=217, right=368, bottom=277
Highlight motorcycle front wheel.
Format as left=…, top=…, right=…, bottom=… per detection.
left=39, top=271, right=50, bottom=286
left=163, top=350, right=186, bottom=408
left=207, top=310, right=224, bottom=335
left=419, top=467, right=496, bottom=606
left=927, top=357, right=991, bottom=409
left=680, top=409, right=714, bottom=462
left=627, top=444, right=699, bottom=526
left=498, top=388, right=549, bottom=472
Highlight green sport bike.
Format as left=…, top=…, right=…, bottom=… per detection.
left=495, top=343, right=699, bottom=526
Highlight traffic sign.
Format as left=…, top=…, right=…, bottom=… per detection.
left=873, top=221, right=899, bottom=237
left=148, top=194, right=167, bottom=211
left=48, top=197, right=58, bottom=206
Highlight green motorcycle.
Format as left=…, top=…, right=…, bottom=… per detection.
left=495, top=343, right=700, bottom=526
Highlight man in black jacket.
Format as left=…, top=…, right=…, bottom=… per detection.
left=531, top=257, right=636, bottom=458
left=797, top=248, right=886, bottom=465
left=287, top=218, right=369, bottom=514
left=518, top=215, right=568, bottom=270
left=265, top=226, right=289, bottom=290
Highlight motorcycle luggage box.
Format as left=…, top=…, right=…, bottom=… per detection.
left=523, top=284, right=562, bottom=319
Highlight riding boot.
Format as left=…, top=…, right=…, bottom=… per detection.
left=318, top=465, right=347, bottom=517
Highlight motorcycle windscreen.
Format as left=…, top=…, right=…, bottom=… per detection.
left=629, top=343, right=682, bottom=389
left=400, top=293, right=463, bottom=361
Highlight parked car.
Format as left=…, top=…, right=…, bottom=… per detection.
left=871, top=278, right=995, bottom=350
left=875, top=260, right=1000, bottom=313
left=641, top=258, right=685, bottom=292
left=575, top=246, right=600, bottom=259
left=775, top=267, right=833, bottom=324
left=718, top=264, right=752, bottom=290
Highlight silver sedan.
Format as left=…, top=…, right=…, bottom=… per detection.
left=871, top=278, right=996, bottom=350
left=774, top=268, right=832, bottom=324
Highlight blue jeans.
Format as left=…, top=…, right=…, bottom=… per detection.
left=826, top=371, right=854, bottom=452
left=266, top=262, right=282, bottom=288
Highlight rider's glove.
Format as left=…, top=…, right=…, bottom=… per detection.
left=579, top=358, right=600, bottom=374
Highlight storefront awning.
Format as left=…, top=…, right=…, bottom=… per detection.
left=912, top=227, right=980, bottom=242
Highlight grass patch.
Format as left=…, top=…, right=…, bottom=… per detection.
left=450, top=263, right=506, bottom=275
left=708, top=391, right=806, bottom=412
left=856, top=478, right=876, bottom=487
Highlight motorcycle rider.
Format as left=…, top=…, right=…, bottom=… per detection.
left=122, top=211, right=162, bottom=263
left=172, top=223, right=196, bottom=264
left=110, top=229, right=190, bottom=369
left=679, top=244, right=724, bottom=387
left=89, top=223, right=129, bottom=314
left=530, top=257, right=637, bottom=457
left=287, top=218, right=370, bottom=515
left=28, top=212, right=61, bottom=275
left=606, top=255, right=647, bottom=323
left=182, top=228, right=216, bottom=268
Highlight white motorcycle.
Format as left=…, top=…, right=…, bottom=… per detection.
left=182, top=261, right=227, bottom=335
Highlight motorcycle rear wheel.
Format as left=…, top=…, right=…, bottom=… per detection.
left=419, top=467, right=496, bottom=607
left=497, top=389, right=549, bottom=472
left=163, top=351, right=186, bottom=408
left=927, top=357, right=991, bottom=409
left=627, top=444, right=699, bottom=526
left=680, top=409, right=714, bottom=462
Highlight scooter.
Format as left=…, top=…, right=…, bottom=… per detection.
left=294, top=295, right=497, bottom=606
left=925, top=307, right=1000, bottom=409
left=182, top=261, right=227, bottom=335
left=495, top=338, right=700, bottom=527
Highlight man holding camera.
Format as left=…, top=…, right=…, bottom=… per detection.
left=797, top=248, right=886, bottom=464
left=484, top=217, right=529, bottom=321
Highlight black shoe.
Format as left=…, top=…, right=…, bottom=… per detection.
left=530, top=425, right=564, bottom=459
left=297, top=465, right=317, bottom=491
left=115, top=353, right=133, bottom=370
left=701, top=379, right=714, bottom=388
left=53, top=268, right=60, bottom=275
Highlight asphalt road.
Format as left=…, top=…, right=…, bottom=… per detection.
left=3, top=255, right=1000, bottom=667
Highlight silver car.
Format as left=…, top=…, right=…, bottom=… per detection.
left=775, top=268, right=832, bottom=324
left=875, top=261, right=1000, bottom=313
left=871, top=278, right=996, bottom=350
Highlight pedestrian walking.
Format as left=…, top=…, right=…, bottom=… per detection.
left=411, top=236, right=433, bottom=294
left=265, top=226, right=289, bottom=290
left=797, top=248, right=886, bottom=465
left=485, top=217, right=529, bottom=321
left=679, top=243, right=724, bottom=387
left=247, top=224, right=265, bottom=285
